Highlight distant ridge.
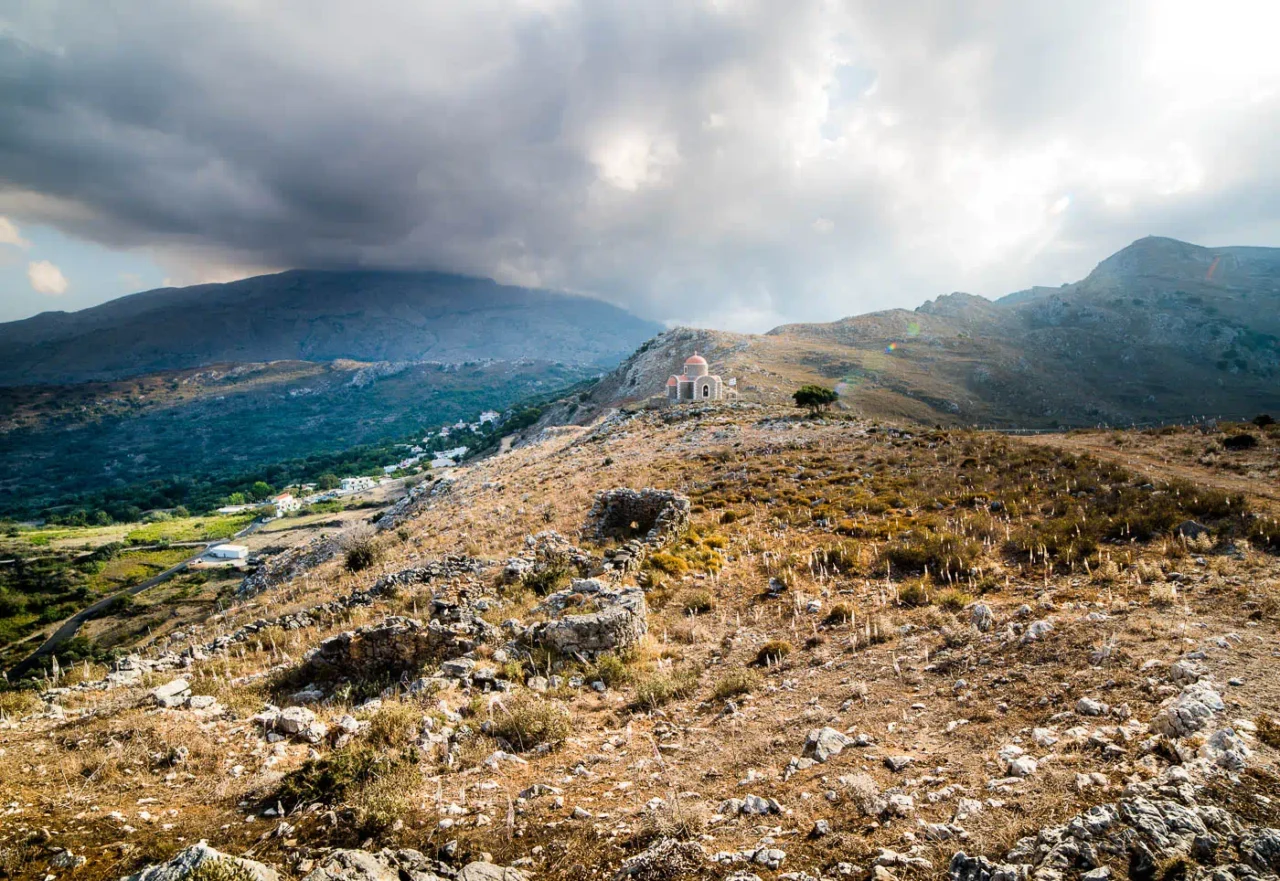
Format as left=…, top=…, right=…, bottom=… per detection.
left=545, top=237, right=1280, bottom=428
left=0, top=270, right=663, bottom=385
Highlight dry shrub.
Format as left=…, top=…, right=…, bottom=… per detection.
left=753, top=639, right=793, bottom=666
left=712, top=669, right=759, bottom=701
left=364, top=702, right=421, bottom=748
left=639, top=797, right=708, bottom=843
left=824, top=602, right=854, bottom=625
left=0, top=689, right=41, bottom=718
left=670, top=620, right=709, bottom=645
left=841, top=772, right=886, bottom=817
left=489, top=694, right=570, bottom=751
left=1148, top=584, right=1179, bottom=608
left=1091, top=558, right=1121, bottom=584
left=858, top=614, right=894, bottom=648
left=1257, top=714, right=1280, bottom=750
left=342, top=525, right=382, bottom=573
left=681, top=589, right=715, bottom=615
left=634, top=668, right=698, bottom=710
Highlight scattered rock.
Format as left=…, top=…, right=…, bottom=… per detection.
left=804, top=727, right=852, bottom=763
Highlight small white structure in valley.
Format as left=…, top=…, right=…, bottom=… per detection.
left=341, top=476, right=375, bottom=494
left=666, top=352, right=723, bottom=402
left=192, top=543, right=249, bottom=569
left=206, top=544, right=248, bottom=560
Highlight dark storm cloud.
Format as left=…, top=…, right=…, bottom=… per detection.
left=2, top=0, right=1279, bottom=329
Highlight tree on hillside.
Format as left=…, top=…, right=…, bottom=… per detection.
left=793, top=385, right=839, bottom=415
left=316, top=473, right=340, bottom=490
left=249, top=481, right=275, bottom=501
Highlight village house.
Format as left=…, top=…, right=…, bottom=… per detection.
left=272, top=493, right=301, bottom=517
left=340, top=476, right=376, bottom=494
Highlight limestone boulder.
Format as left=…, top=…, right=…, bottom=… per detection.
left=121, top=842, right=278, bottom=881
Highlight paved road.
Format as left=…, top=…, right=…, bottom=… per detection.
left=4, top=519, right=265, bottom=682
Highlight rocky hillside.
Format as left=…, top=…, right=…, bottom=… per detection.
left=1, top=406, right=1278, bottom=881
left=0, top=270, right=663, bottom=385
left=545, top=238, right=1280, bottom=429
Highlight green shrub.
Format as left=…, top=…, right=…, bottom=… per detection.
left=0, top=689, right=41, bottom=718
left=590, top=653, right=633, bottom=688
left=187, top=859, right=261, bottom=881
left=1222, top=433, right=1259, bottom=451
left=342, top=528, right=382, bottom=573
left=647, top=552, right=688, bottom=575
left=277, top=743, right=411, bottom=808
left=364, top=702, right=421, bottom=748
left=897, top=578, right=931, bottom=607
left=935, top=588, right=974, bottom=612
left=879, top=531, right=980, bottom=576
left=824, top=602, right=854, bottom=625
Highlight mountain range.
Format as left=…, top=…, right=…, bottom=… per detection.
left=2, top=236, right=1278, bottom=520
left=545, top=236, right=1280, bottom=428
left=0, top=270, right=662, bottom=385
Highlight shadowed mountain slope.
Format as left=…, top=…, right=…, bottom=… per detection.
left=0, top=270, right=663, bottom=385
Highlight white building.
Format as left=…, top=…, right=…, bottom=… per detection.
left=478, top=410, right=500, bottom=424
left=341, top=476, right=376, bottom=494
left=206, top=544, right=248, bottom=560
left=192, top=543, right=249, bottom=569
left=272, top=493, right=301, bottom=517
left=215, top=504, right=258, bottom=515
left=666, top=352, right=724, bottom=402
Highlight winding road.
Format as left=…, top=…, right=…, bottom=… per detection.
left=4, top=519, right=265, bottom=682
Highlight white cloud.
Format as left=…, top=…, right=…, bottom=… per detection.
left=28, top=260, right=69, bottom=296
left=0, top=216, right=30, bottom=250
left=1, top=2, right=1280, bottom=326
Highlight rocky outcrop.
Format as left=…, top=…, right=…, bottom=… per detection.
left=583, top=488, right=690, bottom=545
left=238, top=536, right=340, bottom=598
left=121, top=842, right=279, bottom=881
left=526, top=580, right=648, bottom=657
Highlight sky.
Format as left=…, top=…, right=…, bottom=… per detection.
left=2, top=1, right=1280, bottom=329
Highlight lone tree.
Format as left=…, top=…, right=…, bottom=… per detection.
left=793, top=384, right=839, bottom=415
